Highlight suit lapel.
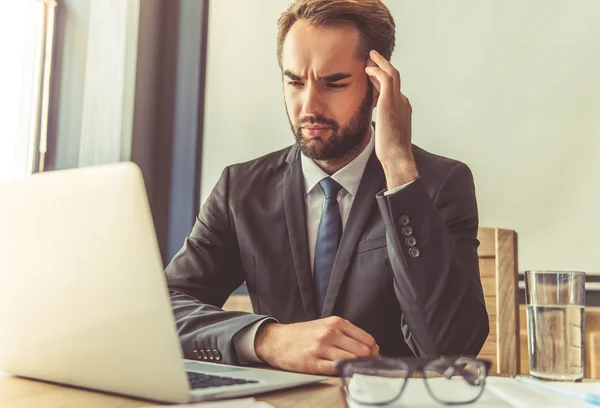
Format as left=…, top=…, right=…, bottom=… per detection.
left=321, top=152, right=386, bottom=317
left=283, top=145, right=319, bottom=320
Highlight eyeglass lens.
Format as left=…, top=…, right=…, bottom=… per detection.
left=343, top=359, right=409, bottom=405
left=424, top=357, right=486, bottom=404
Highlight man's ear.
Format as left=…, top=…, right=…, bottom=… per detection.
left=372, top=87, right=379, bottom=108
left=365, top=59, right=380, bottom=108
left=368, top=79, right=379, bottom=108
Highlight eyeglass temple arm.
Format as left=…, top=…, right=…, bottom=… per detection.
left=438, top=364, right=482, bottom=386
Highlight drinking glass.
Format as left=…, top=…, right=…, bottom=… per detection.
left=524, top=270, right=585, bottom=381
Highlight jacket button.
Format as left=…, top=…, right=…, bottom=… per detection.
left=193, top=349, right=201, bottom=360
left=213, top=350, right=221, bottom=361
left=405, top=236, right=417, bottom=247
left=207, top=350, right=214, bottom=360
left=200, top=350, right=208, bottom=360
left=399, top=215, right=410, bottom=226
left=401, top=226, right=413, bottom=236
left=408, top=246, right=421, bottom=258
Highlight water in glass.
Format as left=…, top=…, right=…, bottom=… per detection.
left=527, top=304, right=584, bottom=381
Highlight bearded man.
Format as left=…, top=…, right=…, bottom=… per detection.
left=165, top=0, right=489, bottom=375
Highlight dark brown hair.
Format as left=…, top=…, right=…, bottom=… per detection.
left=277, top=0, right=396, bottom=68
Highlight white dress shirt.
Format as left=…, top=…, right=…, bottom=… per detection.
left=232, top=128, right=413, bottom=363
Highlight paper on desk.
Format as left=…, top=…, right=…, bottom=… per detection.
left=486, top=377, right=599, bottom=408
left=345, top=376, right=600, bottom=407
left=142, top=397, right=274, bottom=408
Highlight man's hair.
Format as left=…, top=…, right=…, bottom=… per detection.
left=277, top=0, right=396, bottom=68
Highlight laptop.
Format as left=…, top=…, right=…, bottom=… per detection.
left=0, top=162, right=325, bottom=403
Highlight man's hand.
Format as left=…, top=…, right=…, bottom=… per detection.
left=254, top=316, right=379, bottom=375
left=365, top=50, right=419, bottom=190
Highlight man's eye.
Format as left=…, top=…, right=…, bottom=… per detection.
left=288, top=81, right=304, bottom=87
left=327, top=83, right=349, bottom=89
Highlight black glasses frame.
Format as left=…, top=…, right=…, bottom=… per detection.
left=335, top=356, right=492, bottom=406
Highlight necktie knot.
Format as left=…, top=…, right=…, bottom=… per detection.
left=319, top=178, right=343, bottom=200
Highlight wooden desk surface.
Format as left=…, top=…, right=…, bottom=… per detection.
left=3, top=372, right=598, bottom=408
left=0, top=374, right=345, bottom=408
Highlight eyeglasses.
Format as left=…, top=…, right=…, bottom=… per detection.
left=335, top=356, right=492, bottom=406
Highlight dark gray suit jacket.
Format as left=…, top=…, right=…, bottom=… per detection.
left=165, top=143, right=490, bottom=365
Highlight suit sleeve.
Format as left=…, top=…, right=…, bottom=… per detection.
left=164, top=166, right=270, bottom=365
left=376, top=162, right=490, bottom=357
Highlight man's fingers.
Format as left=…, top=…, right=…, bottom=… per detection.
left=369, top=49, right=394, bottom=72
left=314, top=359, right=337, bottom=376
left=369, top=50, right=401, bottom=90
left=365, top=66, right=393, bottom=106
left=365, top=65, right=391, bottom=89
left=332, top=332, right=377, bottom=358
left=365, top=58, right=379, bottom=91
left=319, top=346, right=358, bottom=363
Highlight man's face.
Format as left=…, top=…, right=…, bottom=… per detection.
left=281, top=20, right=373, bottom=161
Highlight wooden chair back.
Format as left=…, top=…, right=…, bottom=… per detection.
left=222, top=293, right=252, bottom=313
left=477, top=227, right=520, bottom=375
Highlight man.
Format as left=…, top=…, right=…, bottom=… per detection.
left=165, top=0, right=489, bottom=376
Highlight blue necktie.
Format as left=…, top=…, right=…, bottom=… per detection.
left=314, top=178, right=343, bottom=312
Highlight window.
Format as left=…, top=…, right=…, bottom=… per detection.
left=0, top=0, right=56, bottom=181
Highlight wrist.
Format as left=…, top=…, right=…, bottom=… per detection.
left=254, top=321, right=281, bottom=363
left=381, top=157, right=419, bottom=190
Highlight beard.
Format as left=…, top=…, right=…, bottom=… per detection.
left=287, top=83, right=373, bottom=161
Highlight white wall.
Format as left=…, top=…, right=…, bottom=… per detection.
left=202, top=0, right=600, bottom=273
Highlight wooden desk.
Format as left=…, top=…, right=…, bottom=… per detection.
left=3, top=372, right=598, bottom=408
left=0, top=374, right=345, bottom=408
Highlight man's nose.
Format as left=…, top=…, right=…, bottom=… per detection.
left=302, top=83, right=325, bottom=117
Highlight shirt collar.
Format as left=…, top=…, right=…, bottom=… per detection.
left=300, top=125, right=374, bottom=197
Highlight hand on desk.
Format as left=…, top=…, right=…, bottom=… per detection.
left=254, top=316, right=379, bottom=375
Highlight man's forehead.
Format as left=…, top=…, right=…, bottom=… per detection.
left=281, top=20, right=364, bottom=73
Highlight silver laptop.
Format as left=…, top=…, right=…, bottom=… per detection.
left=0, top=162, right=325, bottom=403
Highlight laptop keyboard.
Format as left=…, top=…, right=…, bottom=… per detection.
left=186, top=371, right=259, bottom=389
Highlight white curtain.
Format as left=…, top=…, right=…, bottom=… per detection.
left=0, top=0, right=55, bottom=181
